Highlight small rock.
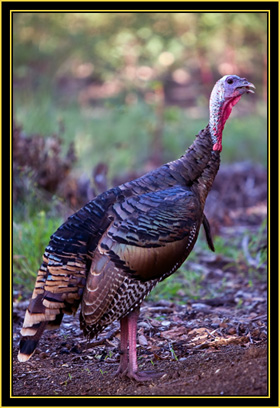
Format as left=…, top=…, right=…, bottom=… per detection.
left=161, top=320, right=171, bottom=327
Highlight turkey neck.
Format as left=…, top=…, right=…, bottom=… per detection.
left=169, top=77, right=239, bottom=205
left=169, top=126, right=220, bottom=207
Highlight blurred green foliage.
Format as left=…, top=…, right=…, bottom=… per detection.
left=14, top=95, right=267, bottom=184
left=13, top=12, right=267, bottom=85
left=13, top=12, right=267, bottom=177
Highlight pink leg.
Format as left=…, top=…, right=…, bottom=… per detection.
left=125, top=307, right=163, bottom=381
left=127, top=307, right=140, bottom=375
left=115, top=315, right=129, bottom=376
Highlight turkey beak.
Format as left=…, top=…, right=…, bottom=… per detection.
left=244, top=81, right=255, bottom=94
left=236, top=80, right=256, bottom=95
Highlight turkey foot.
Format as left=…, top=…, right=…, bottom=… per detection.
left=115, top=364, right=163, bottom=381
left=126, top=369, right=163, bottom=382
left=114, top=365, right=162, bottom=381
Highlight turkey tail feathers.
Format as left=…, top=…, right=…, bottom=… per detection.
left=18, top=339, right=39, bottom=362
left=18, top=321, right=47, bottom=362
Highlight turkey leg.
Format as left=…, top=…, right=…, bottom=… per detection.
left=115, top=307, right=162, bottom=380
left=115, top=315, right=129, bottom=375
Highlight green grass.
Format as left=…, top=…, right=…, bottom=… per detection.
left=13, top=211, right=63, bottom=293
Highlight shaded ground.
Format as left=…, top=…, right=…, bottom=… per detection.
left=13, top=297, right=267, bottom=395
left=13, top=298, right=267, bottom=396
left=12, top=162, right=268, bottom=397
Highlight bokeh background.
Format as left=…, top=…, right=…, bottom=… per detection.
left=13, top=12, right=267, bottom=295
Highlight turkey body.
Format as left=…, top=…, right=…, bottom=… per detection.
left=18, top=75, right=255, bottom=381
left=19, top=127, right=217, bottom=352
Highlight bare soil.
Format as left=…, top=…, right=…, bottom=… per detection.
left=13, top=302, right=267, bottom=397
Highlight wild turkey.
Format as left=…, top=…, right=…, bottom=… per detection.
left=18, top=75, right=255, bottom=381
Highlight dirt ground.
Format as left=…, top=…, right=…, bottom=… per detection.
left=13, top=302, right=267, bottom=397
left=12, top=162, right=268, bottom=398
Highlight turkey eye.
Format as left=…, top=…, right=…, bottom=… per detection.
left=227, top=78, right=233, bottom=84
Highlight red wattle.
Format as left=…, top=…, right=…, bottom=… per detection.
left=213, top=142, right=222, bottom=152
left=212, top=95, right=241, bottom=153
